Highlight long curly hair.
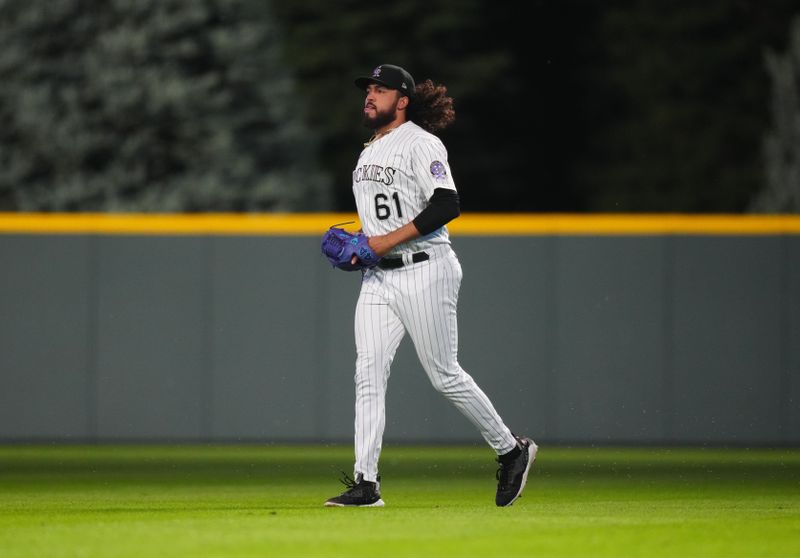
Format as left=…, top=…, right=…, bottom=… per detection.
left=407, top=79, right=455, bottom=133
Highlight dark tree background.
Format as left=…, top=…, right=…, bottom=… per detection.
left=0, top=0, right=796, bottom=212
left=0, top=0, right=329, bottom=211
left=273, top=0, right=798, bottom=212
left=579, top=1, right=799, bottom=212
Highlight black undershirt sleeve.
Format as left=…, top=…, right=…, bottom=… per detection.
left=412, top=188, right=461, bottom=236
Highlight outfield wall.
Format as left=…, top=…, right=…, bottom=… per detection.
left=1, top=214, right=798, bottom=445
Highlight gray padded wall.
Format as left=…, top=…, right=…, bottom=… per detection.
left=786, top=237, right=800, bottom=443
left=0, top=233, right=797, bottom=444
left=552, top=237, right=668, bottom=442
left=0, top=236, right=93, bottom=439
left=670, top=237, right=784, bottom=443
left=94, top=237, right=211, bottom=439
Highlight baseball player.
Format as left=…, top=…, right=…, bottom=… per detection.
left=323, top=64, right=537, bottom=507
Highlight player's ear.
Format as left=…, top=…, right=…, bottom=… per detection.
left=397, top=95, right=409, bottom=111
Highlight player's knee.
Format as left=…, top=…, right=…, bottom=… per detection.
left=355, top=356, right=390, bottom=388
left=429, top=368, right=468, bottom=395
left=355, top=352, right=380, bottom=373
left=355, top=374, right=384, bottom=397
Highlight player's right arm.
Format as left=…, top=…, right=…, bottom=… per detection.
left=366, top=188, right=460, bottom=256
left=367, top=220, right=421, bottom=257
left=366, top=135, right=460, bottom=254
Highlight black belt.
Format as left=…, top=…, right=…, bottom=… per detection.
left=378, top=251, right=429, bottom=270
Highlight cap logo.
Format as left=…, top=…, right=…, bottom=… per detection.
left=372, top=66, right=382, bottom=78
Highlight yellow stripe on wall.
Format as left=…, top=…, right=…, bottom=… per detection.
left=0, top=213, right=799, bottom=236
left=448, top=214, right=800, bottom=235
left=0, top=213, right=360, bottom=235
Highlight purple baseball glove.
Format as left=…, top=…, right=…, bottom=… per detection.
left=321, top=227, right=381, bottom=271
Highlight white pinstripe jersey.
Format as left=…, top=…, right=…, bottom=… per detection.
left=352, top=121, right=456, bottom=257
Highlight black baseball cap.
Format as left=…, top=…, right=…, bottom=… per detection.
left=354, top=64, right=416, bottom=97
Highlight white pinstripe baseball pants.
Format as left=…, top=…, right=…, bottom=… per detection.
left=353, top=246, right=517, bottom=482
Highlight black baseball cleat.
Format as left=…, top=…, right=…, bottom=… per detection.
left=324, top=473, right=385, bottom=507
left=495, top=436, right=538, bottom=507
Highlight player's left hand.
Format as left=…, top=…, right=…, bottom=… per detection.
left=321, top=227, right=381, bottom=271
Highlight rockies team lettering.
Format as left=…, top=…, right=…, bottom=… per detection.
left=353, top=164, right=397, bottom=185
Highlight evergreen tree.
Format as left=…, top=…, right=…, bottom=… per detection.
left=751, top=16, right=800, bottom=212
left=0, top=0, right=329, bottom=211
left=577, top=1, right=798, bottom=212
left=272, top=1, right=799, bottom=213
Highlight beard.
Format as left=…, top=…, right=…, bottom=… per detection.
left=362, top=102, right=398, bottom=130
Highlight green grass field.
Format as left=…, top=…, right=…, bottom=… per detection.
left=1, top=445, right=798, bottom=557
